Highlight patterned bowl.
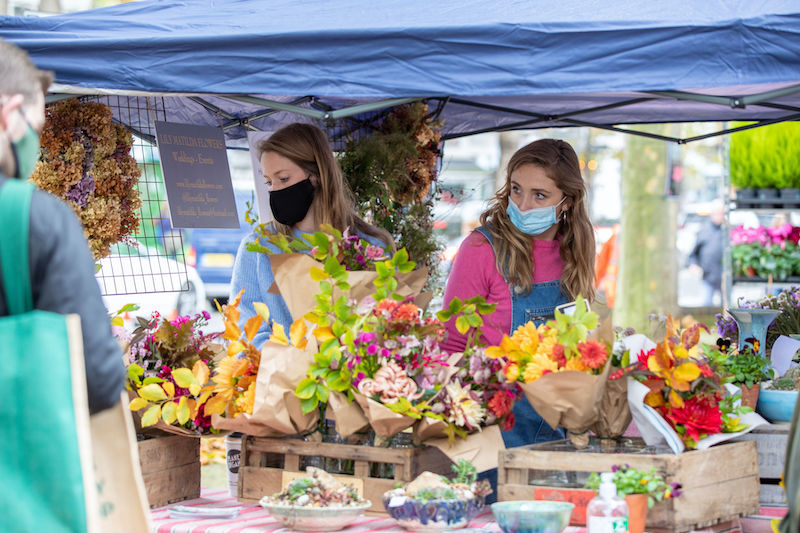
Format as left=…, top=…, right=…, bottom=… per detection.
left=259, top=498, right=372, bottom=531
left=382, top=492, right=486, bottom=532
left=491, top=501, right=574, bottom=533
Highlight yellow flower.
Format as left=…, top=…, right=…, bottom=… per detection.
left=565, top=357, right=589, bottom=372
left=536, top=331, right=558, bottom=358
left=505, top=363, right=520, bottom=382
left=522, top=353, right=558, bottom=382
left=233, top=381, right=256, bottom=415
left=511, top=322, right=540, bottom=354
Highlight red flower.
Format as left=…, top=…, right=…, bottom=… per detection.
left=638, top=348, right=655, bottom=368
left=699, top=364, right=714, bottom=378
left=488, top=392, right=512, bottom=417
left=552, top=343, right=566, bottom=367
left=500, top=411, right=515, bottom=431
left=577, top=340, right=608, bottom=370
left=663, top=395, right=722, bottom=444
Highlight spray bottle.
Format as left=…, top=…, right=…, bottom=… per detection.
left=586, top=472, right=628, bottom=533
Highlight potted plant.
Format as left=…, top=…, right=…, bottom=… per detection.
left=586, top=464, right=681, bottom=533
left=719, top=344, right=775, bottom=408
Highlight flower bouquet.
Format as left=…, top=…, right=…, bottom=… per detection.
left=208, top=289, right=318, bottom=436
left=295, top=241, right=452, bottom=440
left=485, top=296, right=611, bottom=448
left=124, top=310, right=224, bottom=436
left=247, top=224, right=428, bottom=323
left=617, top=317, right=768, bottom=453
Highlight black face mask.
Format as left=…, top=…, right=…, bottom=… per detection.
left=269, top=177, right=315, bottom=226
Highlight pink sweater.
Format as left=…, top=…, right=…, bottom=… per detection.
left=440, top=231, right=563, bottom=353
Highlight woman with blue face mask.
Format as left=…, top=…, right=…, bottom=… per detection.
left=441, top=138, right=596, bottom=472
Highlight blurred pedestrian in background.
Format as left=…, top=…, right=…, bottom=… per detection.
left=688, top=199, right=724, bottom=307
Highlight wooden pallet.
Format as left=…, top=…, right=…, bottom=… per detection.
left=498, top=438, right=760, bottom=533
left=137, top=435, right=201, bottom=508
left=238, top=436, right=453, bottom=514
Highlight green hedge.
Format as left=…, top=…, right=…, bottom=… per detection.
left=729, top=121, right=800, bottom=189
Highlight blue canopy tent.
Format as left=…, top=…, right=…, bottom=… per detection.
left=1, top=0, right=799, bottom=144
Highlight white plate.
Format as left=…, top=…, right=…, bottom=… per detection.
left=259, top=499, right=372, bottom=531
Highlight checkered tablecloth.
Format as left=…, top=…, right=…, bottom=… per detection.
left=151, top=488, right=515, bottom=533
left=150, top=487, right=786, bottom=533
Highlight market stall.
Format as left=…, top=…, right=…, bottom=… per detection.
left=2, top=2, right=800, bottom=532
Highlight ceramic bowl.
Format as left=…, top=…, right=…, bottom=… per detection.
left=491, top=501, right=574, bottom=533
left=382, top=492, right=486, bottom=532
left=259, top=498, right=371, bottom=531
left=757, top=389, right=799, bottom=422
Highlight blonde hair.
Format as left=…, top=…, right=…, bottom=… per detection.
left=258, top=123, right=394, bottom=250
left=479, top=138, right=596, bottom=300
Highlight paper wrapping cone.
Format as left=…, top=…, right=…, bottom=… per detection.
left=519, top=362, right=611, bottom=446
left=353, top=393, right=416, bottom=439
left=268, top=253, right=428, bottom=321
left=328, top=391, right=369, bottom=438
left=425, top=425, right=504, bottom=473
left=212, top=342, right=320, bottom=436
left=590, top=366, right=632, bottom=439
left=412, top=416, right=450, bottom=444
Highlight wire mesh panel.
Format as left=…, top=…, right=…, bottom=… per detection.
left=86, top=95, right=191, bottom=297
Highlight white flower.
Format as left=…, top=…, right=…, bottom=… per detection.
left=445, top=382, right=485, bottom=429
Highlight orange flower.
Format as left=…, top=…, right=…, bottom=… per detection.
left=577, top=340, right=608, bottom=370
left=393, top=303, right=421, bottom=322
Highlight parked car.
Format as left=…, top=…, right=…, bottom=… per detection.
left=97, top=240, right=208, bottom=324
left=185, top=189, right=256, bottom=305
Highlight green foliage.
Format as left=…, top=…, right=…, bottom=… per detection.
left=774, top=377, right=797, bottom=390
left=732, top=242, right=800, bottom=280
left=585, top=465, right=678, bottom=508
left=721, top=348, right=774, bottom=388
left=450, top=460, right=478, bottom=485
left=287, top=478, right=315, bottom=501
left=337, top=102, right=443, bottom=284
left=729, top=121, right=800, bottom=189
left=549, top=296, right=597, bottom=359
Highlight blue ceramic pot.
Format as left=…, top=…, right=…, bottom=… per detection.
left=756, top=389, right=799, bottom=422
left=382, top=493, right=486, bottom=532
left=491, top=501, right=574, bottom=533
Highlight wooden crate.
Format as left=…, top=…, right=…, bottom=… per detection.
left=498, top=438, right=760, bottom=533
left=238, top=436, right=453, bottom=514
left=733, top=422, right=790, bottom=505
left=138, top=435, right=201, bottom=508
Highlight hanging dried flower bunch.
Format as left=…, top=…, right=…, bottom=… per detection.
left=338, top=101, right=442, bottom=275
left=32, top=98, right=141, bottom=259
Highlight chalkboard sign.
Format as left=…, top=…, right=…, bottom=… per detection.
left=155, top=121, right=239, bottom=229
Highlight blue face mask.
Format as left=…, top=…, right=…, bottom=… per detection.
left=506, top=196, right=566, bottom=236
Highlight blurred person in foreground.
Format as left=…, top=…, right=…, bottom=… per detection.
left=687, top=199, right=724, bottom=307
left=0, top=38, right=124, bottom=414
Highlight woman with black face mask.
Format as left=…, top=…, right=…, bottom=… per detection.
left=230, top=123, right=394, bottom=345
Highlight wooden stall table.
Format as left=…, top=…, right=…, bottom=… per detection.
left=150, top=488, right=786, bottom=533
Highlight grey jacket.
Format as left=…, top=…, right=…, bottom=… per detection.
left=0, top=175, right=125, bottom=414
left=688, top=218, right=723, bottom=288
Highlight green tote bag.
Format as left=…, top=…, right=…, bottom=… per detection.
left=0, top=180, right=97, bottom=532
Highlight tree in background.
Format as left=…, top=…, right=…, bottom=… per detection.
left=615, top=125, right=679, bottom=331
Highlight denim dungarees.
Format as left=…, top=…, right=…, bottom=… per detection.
left=476, top=226, right=568, bottom=447
left=475, top=226, right=568, bottom=501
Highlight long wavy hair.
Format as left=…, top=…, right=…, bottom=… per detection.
left=258, top=123, right=394, bottom=250
left=479, top=138, right=596, bottom=300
